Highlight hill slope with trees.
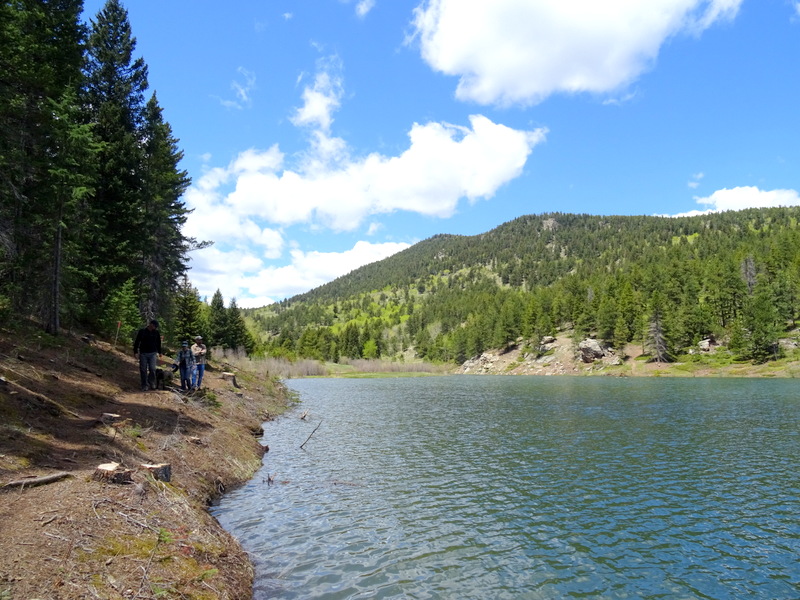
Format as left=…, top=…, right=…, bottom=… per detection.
left=250, top=208, right=800, bottom=367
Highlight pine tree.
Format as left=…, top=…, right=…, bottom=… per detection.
left=172, top=276, right=203, bottom=346
left=226, top=298, right=254, bottom=353
left=81, top=0, right=149, bottom=313
left=100, top=278, right=140, bottom=344
left=208, top=289, right=229, bottom=348
left=139, top=93, right=197, bottom=319
left=0, top=0, right=87, bottom=328
left=644, top=291, right=673, bottom=363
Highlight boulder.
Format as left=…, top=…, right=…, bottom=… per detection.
left=579, top=338, right=606, bottom=363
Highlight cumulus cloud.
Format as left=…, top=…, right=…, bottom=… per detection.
left=190, top=115, right=544, bottom=235
left=410, top=0, right=742, bottom=106
left=670, top=186, right=800, bottom=217
left=187, top=59, right=544, bottom=304
left=190, top=241, right=410, bottom=308
left=291, top=66, right=343, bottom=133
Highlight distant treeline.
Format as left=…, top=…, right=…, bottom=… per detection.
left=248, top=208, right=800, bottom=365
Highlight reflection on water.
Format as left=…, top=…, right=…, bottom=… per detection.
left=212, top=376, right=800, bottom=599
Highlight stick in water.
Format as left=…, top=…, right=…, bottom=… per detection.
left=300, top=420, right=322, bottom=450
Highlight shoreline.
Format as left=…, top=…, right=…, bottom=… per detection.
left=0, top=325, right=289, bottom=599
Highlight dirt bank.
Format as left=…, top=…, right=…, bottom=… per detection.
left=0, top=322, right=288, bottom=599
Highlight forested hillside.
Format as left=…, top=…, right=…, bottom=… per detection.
left=249, top=208, right=800, bottom=365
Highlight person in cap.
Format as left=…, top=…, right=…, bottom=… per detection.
left=191, top=335, right=207, bottom=389
left=133, top=319, right=161, bottom=391
left=176, top=341, right=196, bottom=391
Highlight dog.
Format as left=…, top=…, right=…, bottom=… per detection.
left=155, top=367, right=166, bottom=390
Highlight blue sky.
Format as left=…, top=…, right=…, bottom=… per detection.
left=81, top=0, right=800, bottom=307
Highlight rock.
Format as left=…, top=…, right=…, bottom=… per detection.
left=541, top=336, right=556, bottom=345
left=579, top=338, right=606, bottom=363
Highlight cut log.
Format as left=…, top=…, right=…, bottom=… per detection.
left=2, top=472, right=71, bottom=490
left=93, top=462, right=133, bottom=484
left=140, top=463, right=171, bottom=482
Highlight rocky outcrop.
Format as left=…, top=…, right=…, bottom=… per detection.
left=578, top=338, right=607, bottom=363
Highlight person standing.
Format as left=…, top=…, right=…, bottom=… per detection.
left=191, top=335, right=207, bottom=389
left=133, top=319, right=161, bottom=391
left=176, top=341, right=196, bottom=391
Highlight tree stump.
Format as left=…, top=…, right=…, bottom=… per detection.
left=140, top=463, right=171, bottom=482
left=93, top=462, right=132, bottom=484
left=221, top=372, right=241, bottom=388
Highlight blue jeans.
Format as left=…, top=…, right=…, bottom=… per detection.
left=179, top=365, right=192, bottom=390
left=192, top=364, right=205, bottom=388
left=139, top=352, right=158, bottom=390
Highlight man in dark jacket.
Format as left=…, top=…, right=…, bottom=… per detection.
left=133, top=319, right=162, bottom=391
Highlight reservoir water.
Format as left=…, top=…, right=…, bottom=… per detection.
left=211, top=376, right=800, bottom=599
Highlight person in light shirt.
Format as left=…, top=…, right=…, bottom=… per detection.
left=191, top=335, right=207, bottom=389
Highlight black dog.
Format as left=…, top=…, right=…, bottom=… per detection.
left=155, top=367, right=166, bottom=390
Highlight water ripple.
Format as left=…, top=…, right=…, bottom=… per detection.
left=212, top=377, right=800, bottom=599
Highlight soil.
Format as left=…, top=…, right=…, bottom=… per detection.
left=0, top=322, right=289, bottom=600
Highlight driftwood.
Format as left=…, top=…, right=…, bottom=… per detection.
left=140, top=463, right=171, bottom=482
left=93, top=462, right=133, bottom=484
left=300, top=420, right=323, bottom=450
left=2, top=471, right=71, bottom=490
left=221, top=372, right=241, bottom=388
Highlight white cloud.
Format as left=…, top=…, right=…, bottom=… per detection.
left=190, top=241, right=410, bottom=307
left=670, top=186, right=800, bottom=217
left=356, top=0, right=376, bottom=18
left=187, top=60, right=544, bottom=305
left=196, top=115, right=544, bottom=233
left=688, top=171, right=704, bottom=189
left=290, top=68, right=343, bottom=132
left=410, top=0, right=742, bottom=106
left=218, top=67, right=257, bottom=109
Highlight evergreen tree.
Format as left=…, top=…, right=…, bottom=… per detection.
left=172, top=276, right=203, bottom=345
left=138, top=93, right=195, bottom=319
left=644, top=291, right=674, bottom=363
left=81, top=0, right=149, bottom=314
left=738, top=283, right=782, bottom=363
left=0, top=0, right=87, bottom=328
left=226, top=298, right=254, bottom=353
left=208, top=289, right=229, bottom=348
left=100, top=278, right=140, bottom=344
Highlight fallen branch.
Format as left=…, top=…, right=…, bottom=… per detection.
left=2, top=471, right=71, bottom=490
left=300, top=420, right=322, bottom=450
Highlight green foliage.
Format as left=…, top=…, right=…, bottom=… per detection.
left=1, top=0, right=196, bottom=339
left=100, top=279, right=140, bottom=342
left=171, top=276, right=204, bottom=345
left=253, top=209, right=800, bottom=367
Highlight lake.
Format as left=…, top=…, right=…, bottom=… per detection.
left=211, top=376, right=800, bottom=599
